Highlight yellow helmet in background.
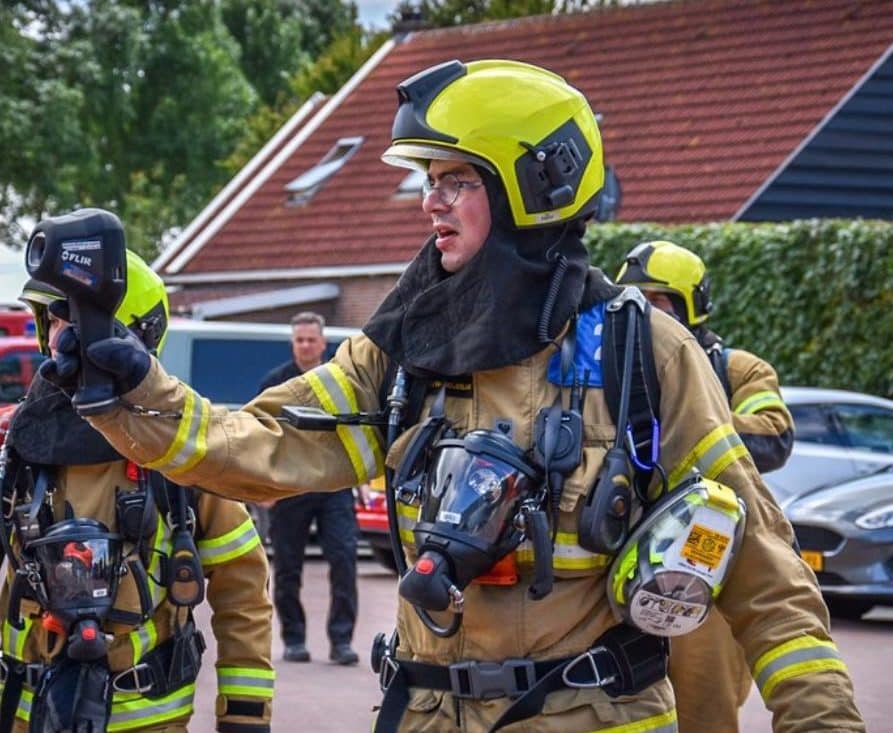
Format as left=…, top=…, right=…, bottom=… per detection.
left=20, top=250, right=169, bottom=355
left=381, top=59, right=605, bottom=229
left=616, top=241, right=712, bottom=327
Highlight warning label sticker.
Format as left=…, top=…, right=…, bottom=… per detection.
left=682, top=524, right=731, bottom=570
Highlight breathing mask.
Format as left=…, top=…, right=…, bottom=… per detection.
left=608, top=475, right=746, bottom=637
left=27, top=518, right=123, bottom=660
left=397, top=427, right=550, bottom=636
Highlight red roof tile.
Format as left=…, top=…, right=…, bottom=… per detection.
left=164, top=0, right=893, bottom=276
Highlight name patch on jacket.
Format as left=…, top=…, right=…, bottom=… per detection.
left=547, top=302, right=605, bottom=387
left=427, top=377, right=473, bottom=399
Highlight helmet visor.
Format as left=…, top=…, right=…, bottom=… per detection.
left=382, top=143, right=496, bottom=174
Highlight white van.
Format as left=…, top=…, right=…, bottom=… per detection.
left=159, top=318, right=357, bottom=408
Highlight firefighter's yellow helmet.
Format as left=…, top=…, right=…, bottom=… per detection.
left=616, top=241, right=712, bottom=327
left=381, top=59, right=605, bottom=229
left=20, top=250, right=169, bottom=355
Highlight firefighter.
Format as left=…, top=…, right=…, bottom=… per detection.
left=617, top=239, right=795, bottom=732
left=46, top=60, right=862, bottom=732
left=0, top=253, right=274, bottom=733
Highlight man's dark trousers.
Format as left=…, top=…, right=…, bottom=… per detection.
left=270, top=489, right=358, bottom=647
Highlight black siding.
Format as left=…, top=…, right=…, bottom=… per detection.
left=738, top=50, right=893, bottom=221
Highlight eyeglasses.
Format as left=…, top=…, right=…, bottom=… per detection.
left=421, top=173, right=484, bottom=207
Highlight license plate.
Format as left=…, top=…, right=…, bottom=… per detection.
left=800, top=550, right=824, bottom=572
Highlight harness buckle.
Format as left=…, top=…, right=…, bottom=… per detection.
left=561, top=646, right=618, bottom=690
left=449, top=659, right=536, bottom=700
left=112, top=663, right=156, bottom=694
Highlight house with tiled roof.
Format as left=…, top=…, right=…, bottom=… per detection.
left=155, top=0, right=893, bottom=326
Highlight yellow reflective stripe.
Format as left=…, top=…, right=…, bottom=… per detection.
left=734, top=390, right=788, bottom=416
left=147, top=515, right=171, bottom=608
left=143, top=387, right=210, bottom=476
left=109, top=683, right=195, bottom=731
left=304, top=364, right=383, bottom=484
left=669, top=424, right=748, bottom=485
left=594, top=709, right=677, bottom=733
left=516, top=532, right=611, bottom=570
left=753, top=636, right=847, bottom=700
left=17, top=688, right=32, bottom=721
left=128, top=619, right=158, bottom=664
left=198, top=518, right=261, bottom=566
left=396, top=501, right=417, bottom=544
left=2, top=616, right=33, bottom=659
left=217, top=666, right=276, bottom=699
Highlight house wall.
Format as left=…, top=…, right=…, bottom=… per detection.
left=170, top=272, right=401, bottom=328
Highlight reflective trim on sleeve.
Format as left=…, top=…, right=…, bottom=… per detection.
left=668, top=424, right=749, bottom=486
left=2, top=616, right=34, bottom=659
left=198, top=517, right=261, bottom=567
left=143, top=387, right=210, bottom=476
left=304, top=364, right=384, bottom=484
left=217, top=666, right=276, bottom=699
left=734, top=391, right=789, bottom=416
left=753, top=636, right=848, bottom=701
left=596, top=708, right=677, bottom=733
left=396, top=501, right=417, bottom=544
left=516, top=531, right=612, bottom=571
left=128, top=618, right=158, bottom=665
left=109, top=682, right=195, bottom=731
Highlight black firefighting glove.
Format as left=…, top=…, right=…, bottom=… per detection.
left=40, top=324, right=151, bottom=395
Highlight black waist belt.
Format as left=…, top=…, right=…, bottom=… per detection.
left=372, top=623, right=668, bottom=733
left=111, top=624, right=206, bottom=699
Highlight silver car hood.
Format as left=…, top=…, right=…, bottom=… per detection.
left=785, top=472, right=893, bottom=523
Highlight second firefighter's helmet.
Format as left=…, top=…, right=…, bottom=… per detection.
left=20, top=250, right=169, bottom=355
left=381, top=59, right=604, bottom=229
left=616, top=241, right=712, bottom=327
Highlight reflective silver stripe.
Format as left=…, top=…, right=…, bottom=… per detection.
left=198, top=518, right=260, bottom=566
left=2, top=617, right=33, bottom=658
left=305, top=365, right=381, bottom=482
left=734, top=390, right=787, bottom=415
left=128, top=619, right=157, bottom=663
left=147, top=516, right=172, bottom=609
left=18, top=688, right=32, bottom=719
left=754, top=638, right=846, bottom=700
left=143, top=388, right=209, bottom=475
left=109, top=684, right=194, bottom=730
left=217, top=667, right=275, bottom=698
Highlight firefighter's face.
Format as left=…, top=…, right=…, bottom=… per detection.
left=422, top=160, right=491, bottom=274
left=47, top=311, right=70, bottom=360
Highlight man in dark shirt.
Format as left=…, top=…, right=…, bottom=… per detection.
left=258, top=311, right=360, bottom=666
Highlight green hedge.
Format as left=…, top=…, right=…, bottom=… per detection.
left=584, top=220, right=893, bottom=399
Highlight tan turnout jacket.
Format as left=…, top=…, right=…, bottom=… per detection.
left=0, top=461, right=274, bottom=732
left=87, top=308, right=863, bottom=733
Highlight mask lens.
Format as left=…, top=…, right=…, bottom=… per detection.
left=421, top=432, right=542, bottom=544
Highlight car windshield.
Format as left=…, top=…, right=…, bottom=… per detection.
left=835, top=404, right=893, bottom=453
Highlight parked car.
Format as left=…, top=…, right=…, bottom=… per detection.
left=160, top=318, right=357, bottom=408
left=783, top=467, right=893, bottom=619
left=355, top=475, right=397, bottom=571
left=0, top=308, right=35, bottom=338
left=763, top=386, right=893, bottom=504
left=0, top=336, right=43, bottom=404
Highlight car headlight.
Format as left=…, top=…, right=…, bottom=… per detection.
left=855, top=504, right=893, bottom=530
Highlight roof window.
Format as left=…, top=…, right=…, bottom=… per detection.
left=395, top=169, right=427, bottom=198
left=285, top=136, right=363, bottom=206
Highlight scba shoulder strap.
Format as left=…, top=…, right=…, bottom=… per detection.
left=602, top=287, right=662, bottom=494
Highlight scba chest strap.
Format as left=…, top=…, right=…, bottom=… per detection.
left=372, top=624, right=667, bottom=733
